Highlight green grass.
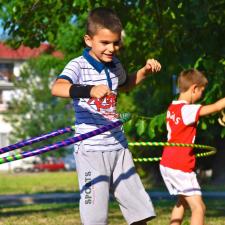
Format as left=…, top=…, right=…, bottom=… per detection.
left=0, top=171, right=79, bottom=194
left=0, top=200, right=224, bottom=225
left=0, top=171, right=224, bottom=195
left=0, top=172, right=224, bottom=224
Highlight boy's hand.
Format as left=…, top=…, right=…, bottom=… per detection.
left=218, top=110, right=225, bottom=127
left=90, top=84, right=111, bottom=98
left=143, top=59, right=161, bottom=75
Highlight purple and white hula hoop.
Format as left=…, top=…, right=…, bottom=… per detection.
left=0, top=113, right=131, bottom=164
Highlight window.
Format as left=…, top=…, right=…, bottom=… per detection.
left=0, top=63, right=14, bottom=81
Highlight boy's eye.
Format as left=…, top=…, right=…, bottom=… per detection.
left=101, top=41, right=109, bottom=45
left=101, top=41, right=121, bottom=46
left=114, top=41, right=120, bottom=46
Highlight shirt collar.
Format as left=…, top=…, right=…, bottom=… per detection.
left=172, top=100, right=188, bottom=104
left=82, top=48, right=115, bottom=73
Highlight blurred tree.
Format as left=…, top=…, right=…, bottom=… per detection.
left=4, top=55, right=74, bottom=158
left=0, top=0, right=224, bottom=183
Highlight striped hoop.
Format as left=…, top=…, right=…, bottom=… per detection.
left=128, top=142, right=217, bottom=162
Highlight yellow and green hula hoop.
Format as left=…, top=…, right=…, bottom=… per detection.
left=128, top=142, right=217, bottom=162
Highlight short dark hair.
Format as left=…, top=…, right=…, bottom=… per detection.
left=178, top=69, right=208, bottom=92
left=86, top=7, right=123, bottom=36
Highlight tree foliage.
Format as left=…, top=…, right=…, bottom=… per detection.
left=0, top=0, right=225, bottom=182
left=4, top=55, right=74, bottom=157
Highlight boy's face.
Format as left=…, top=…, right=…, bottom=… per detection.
left=84, top=28, right=121, bottom=63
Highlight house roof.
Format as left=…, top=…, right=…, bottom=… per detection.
left=0, top=42, right=63, bottom=60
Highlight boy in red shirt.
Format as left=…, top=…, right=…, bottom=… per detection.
left=160, top=69, right=225, bottom=225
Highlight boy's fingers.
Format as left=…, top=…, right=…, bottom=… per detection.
left=146, top=59, right=161, bottom=72
left=152, top=60, right=161, bottom=72
left=92, top=85, right=111, bottom=98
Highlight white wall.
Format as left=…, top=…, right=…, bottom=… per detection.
left=13, top=61, right=24, bottom=77
left=0, top=60, right=24, bottom=171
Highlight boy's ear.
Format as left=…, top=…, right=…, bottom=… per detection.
left=190, top=84, right=197, bottom=93
left=84, top=35, right=92, bottom=48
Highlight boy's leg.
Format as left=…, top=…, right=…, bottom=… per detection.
left=184, top=195, right=206, bottom=225
left=170, top=195, right=187, bottom=225
left=112, top=148, right=156, bottom=225
left=159, top=165, right=204, bottom=225
left=74, top=148, right=111, bottom=225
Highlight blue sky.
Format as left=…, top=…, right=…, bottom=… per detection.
left=0, top=20, right=4, bottom=37
left=0, top=26, right=3, bottom=34
left=0, top=21, right=8, bottom=39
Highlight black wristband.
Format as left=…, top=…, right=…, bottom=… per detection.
left=69, top=84, right=94, bottom=98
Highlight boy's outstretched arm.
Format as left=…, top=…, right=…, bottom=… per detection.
left=199, top=97, right=225, bottom=116
left=120, top=59, right=161, bottom=92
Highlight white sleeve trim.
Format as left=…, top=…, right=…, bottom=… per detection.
left=181, top=104, right=201, bottom=125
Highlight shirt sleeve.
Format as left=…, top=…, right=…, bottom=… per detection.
left=58, top=59, right=80, bottom=84
left=116, top=62, right=127, bottom=86
left=181, top=104, right=202, bottom=125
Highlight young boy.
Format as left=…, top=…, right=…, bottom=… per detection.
left=51, top=7, right=161, bottom=225
left=160, top=68, right=225, bottom=225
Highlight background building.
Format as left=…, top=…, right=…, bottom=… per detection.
left=0, top=42, right=63, bottom=171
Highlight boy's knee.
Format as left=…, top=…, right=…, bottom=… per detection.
left=190, top=202, right=206, bottom=214
left=199, top=201, right=206, bottom=214
left=202, top=202, right=206, bottom=214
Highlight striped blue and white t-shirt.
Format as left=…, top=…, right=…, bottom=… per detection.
left=58, top=48, right=128, bottom=152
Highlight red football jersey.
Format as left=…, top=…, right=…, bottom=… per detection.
left=160, top=100, right=202, bottom=172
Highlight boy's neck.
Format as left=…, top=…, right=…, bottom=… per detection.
left=178, top=92, right=192, bottom=104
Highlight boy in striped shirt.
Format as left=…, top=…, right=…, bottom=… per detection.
left=52, top=7, right=161, bottom=225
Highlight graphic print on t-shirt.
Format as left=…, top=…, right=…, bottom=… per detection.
left=87, top=92, right=118, bottom=120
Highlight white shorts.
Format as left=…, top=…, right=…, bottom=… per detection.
left=160, top=165, right=202, bottom=196
left=74, top=144, right=155, bottom=225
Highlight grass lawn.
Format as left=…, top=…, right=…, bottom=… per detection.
left=0, top=200, right=224, bottom=225
left=0, top=171, right=224, bottom=224
left=0, top=171, right=79, bottom=194
left=0, top=171, right=224, bottom=195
